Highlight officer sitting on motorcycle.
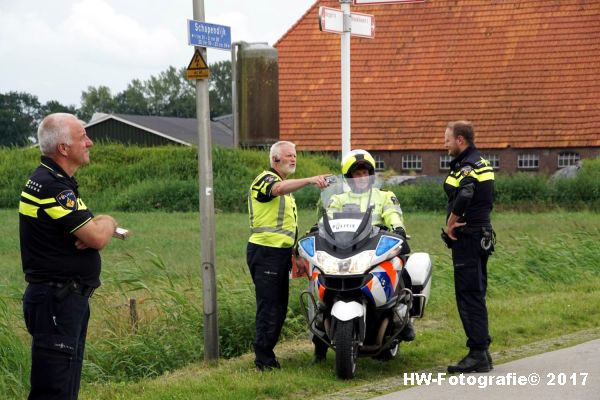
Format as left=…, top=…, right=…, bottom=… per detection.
left=313, top=149, right=415, bottom=363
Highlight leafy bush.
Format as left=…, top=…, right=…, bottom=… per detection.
left=1, top=146, right=599, bottom=212
left=113, top=180, right=199, bottom=212
left=386, top=182, right=447, bottom=212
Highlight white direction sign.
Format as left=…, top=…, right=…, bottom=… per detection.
left=353, top=0, right=425, bottom=4
left=319, top=6, right=375, bottom=39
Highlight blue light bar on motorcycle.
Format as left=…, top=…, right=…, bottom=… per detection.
left=299, top=236, right=315, bottom=257
left=375, top=236, right=402, bottom=257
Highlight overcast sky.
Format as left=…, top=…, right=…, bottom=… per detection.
left=0, top=0, right=317, bottom=106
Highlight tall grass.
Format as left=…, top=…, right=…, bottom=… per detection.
left=2, top=210, right=600, bottom=399
left=0, top=290, right=29, bottom=397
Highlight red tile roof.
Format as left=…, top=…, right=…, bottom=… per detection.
left=275, top=0, right=600, bottom=151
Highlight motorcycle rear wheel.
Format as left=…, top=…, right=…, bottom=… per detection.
left=335, top=320, right=358, bottom=379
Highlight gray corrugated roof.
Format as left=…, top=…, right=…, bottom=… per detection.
left=88, top=113, right=233, bottom=147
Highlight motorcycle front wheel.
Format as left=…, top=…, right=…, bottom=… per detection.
left=335, top=320, right=358, bottom=379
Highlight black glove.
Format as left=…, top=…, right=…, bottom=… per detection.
left=393, top=227, right=407, bottom=239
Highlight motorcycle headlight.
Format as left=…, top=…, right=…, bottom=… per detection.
left=316, top=250, right=375, bottom=275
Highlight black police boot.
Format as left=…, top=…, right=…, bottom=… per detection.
left=255, top=358, right=281, bottom=371
left=486, top=349, right=493, bottom=370
left=447, top=349, right=491, bottom=373
left=312, top=341, right=328, bottom=364
left=399, top=319, right=416, bottom=342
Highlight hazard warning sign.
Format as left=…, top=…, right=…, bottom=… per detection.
left=186, top=49, right=210, bottom=80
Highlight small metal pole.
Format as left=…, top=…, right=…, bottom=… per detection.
left=340, top=0, right=352, bottom=158
left=129, top=298, right=138, bottom=333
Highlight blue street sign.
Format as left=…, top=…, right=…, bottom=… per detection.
left=188, top=19, right=231, bottom=50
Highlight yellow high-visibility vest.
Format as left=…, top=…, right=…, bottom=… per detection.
left=248, top=170, right=297, bottom=248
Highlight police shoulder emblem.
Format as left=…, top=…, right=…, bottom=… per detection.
left=56, top=190, right=78, bottom=211
left=264, top=174, right=277, bottom=183
left=391, top=195, right=400, bottom=205
left=460, top=166, right=473, bottom=177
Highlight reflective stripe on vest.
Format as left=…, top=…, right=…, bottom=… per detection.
left=248, top=189, right=295, bottom=239
left=445, top=166, right=495, bottom=187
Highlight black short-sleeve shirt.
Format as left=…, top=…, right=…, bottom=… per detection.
left=19, top=156, right=101, bottom=287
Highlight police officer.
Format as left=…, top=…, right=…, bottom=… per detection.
left=19, top=113, right=119, bottom=399
left=443, top=121, right=495, bottom=373
left=313, top=149, right=414, bottom=363
left=247, top=141, right=329, bottom=370
left=330, top=150, right=408, bottom=237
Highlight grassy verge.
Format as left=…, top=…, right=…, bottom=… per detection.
left=1, top=210, right=599, bottom=399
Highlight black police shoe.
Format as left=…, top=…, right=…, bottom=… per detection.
left=447, top=350, right=491, bottom=373
left=487, top=349, right=493, bottom=370
left=255, top=359, right=281, bottom=371
left=399, top=320, right=416, bottom=342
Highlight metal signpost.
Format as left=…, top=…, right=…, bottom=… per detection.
left=321, top=0, right=425, bottom=157
left=188, top=2, right=231, bottom=361
left=319, top=1, right=375, bottom=157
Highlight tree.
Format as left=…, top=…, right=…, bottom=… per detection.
left=0, top=92, right=42, bottom=146
left=78, top=86, right=117, bottom=122
left=208, top=60, right=232, bottom=118
left=114, top=79, right=149, bottom=115
left=145, top=66, right=195, bottom=117
left=41, top=100, right=78, bottom=116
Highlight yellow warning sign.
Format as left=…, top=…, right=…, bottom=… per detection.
left=186, top=49, right=210, bottom=80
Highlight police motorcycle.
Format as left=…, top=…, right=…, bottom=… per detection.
left=297, top=175, right=432, bottom=379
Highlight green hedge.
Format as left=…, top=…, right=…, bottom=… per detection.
left=1, top=145, right=599, bottom=212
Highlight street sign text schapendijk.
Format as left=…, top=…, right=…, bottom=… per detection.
left=319, top=6, right=375, bottom=39
left=353, top=0, right=426, bottom=5
left=188, top=19, right=231, bottom=50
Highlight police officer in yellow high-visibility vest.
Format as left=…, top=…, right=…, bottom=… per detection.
left=247, top=141, right=329, bottom=371
left=312, top=149, right=414, bottom=363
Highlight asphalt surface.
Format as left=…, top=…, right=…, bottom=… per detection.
left=372, top=339, right=600, bottom=400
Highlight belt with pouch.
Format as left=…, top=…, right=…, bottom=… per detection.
left=42, top=280, right=96, bottom=298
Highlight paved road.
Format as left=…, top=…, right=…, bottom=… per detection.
left=372, top=339, right=600, bottom=400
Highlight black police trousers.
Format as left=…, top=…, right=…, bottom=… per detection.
left=451, top=231, right=492, bottom=351
left=246, top=243, right=291, bottom=367
left=23, top=283, right=90, bottom=400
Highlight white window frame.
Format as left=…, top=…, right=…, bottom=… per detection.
left=439, top=154, right=453, bottom=170
left=402, top=154, right=422, bottom=171
left=374, top=154, right=385, bottom=172
left=518, top=153, right=539, bottom=169
left=558, top=152, right=580, bottom=168
left=481, top=153, right=500, bottom=170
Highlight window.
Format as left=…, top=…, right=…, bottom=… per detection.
left=402, top=154, right=422, bottom=170
left=440, top=154, right=452, bottom=170
left=481, top=154, right=500, bottom=170
left=518, top=153, right=539, bottom=169
left=558, top=152, right=580, bottom=168
left=374, top=154, right=385, bottom=172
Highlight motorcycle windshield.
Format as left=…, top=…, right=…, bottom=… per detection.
left=318, top=175, right=383, bottom=249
